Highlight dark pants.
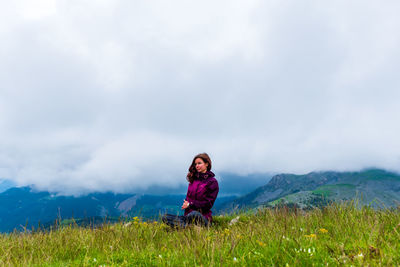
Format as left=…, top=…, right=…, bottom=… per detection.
left=162, top=211, right=210, bottom=228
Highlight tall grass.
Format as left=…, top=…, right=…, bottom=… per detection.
left=0, top=202, right=399, bottom=266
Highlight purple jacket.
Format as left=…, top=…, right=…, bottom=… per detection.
left=184, top=171, right=219, bottom=221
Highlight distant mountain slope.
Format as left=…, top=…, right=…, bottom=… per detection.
left=0, top=187, right=235, bottom=232
left=0, top=187, right=134, bottom=232
left=218, top=172, right=272, bottom=196
left=217, top=169, right=400, bottom=212
left=0, top=172, right=268, bottom=232
left=125, top=172, right=272, bottom=196
left=0, top=179, right=16, bottom=193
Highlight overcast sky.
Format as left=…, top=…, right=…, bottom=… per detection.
left=1, top=0, right=400, bottom=195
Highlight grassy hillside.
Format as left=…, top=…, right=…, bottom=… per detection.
left=219, top=169, right=400, bottom=212
left=0, top=202, right=399, bottom=266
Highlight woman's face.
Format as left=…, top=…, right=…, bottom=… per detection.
left=195, top=158, right=208, bottom=173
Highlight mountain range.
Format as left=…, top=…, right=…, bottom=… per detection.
left=0, top=186, right=236, bottom=232
left=1, top=169, right=399, bottom=232
left=216, top=168, right=400, bottom=212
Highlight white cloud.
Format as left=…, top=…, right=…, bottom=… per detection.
left=16, top=0, right=58, bottom=20
left=0, top=0, right=400, bottom=194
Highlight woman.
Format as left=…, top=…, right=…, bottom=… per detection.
left=162, top=153, right=219, bottom=227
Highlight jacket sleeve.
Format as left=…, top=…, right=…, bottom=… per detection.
left=190, top=179, right=219, bottom=211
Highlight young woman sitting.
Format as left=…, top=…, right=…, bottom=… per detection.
left=162, top=153, right=219, bottom=227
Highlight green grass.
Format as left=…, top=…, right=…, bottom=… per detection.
left=0, top=202, right=399, bottom=266
left=269, top=198, right=286, bottom=205
left=360, top=169, right=400, bottom=181
left=313, top=184, right=356, bottom=198
left=268, top=191, right=313, bottom=207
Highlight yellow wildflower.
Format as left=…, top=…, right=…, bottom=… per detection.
left=319, top=228, right=328, bottom=234
left=256, top=240, right=266, bottom=247
left=304, top=234, right=317, bottom=238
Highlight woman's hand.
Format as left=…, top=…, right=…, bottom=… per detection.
left=181, top=200, right=190, bottom=210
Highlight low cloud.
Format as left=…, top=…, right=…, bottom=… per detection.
left=0, top=0, right=400, bottom=195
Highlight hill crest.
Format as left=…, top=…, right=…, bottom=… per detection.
left=217, top=168, right=400, bottom=212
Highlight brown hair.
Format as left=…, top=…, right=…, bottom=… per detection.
left=186, top=153, right=212, bottom=183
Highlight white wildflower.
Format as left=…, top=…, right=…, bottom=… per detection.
left=229, top=216, right=240, bottom=226
left=233, top=257, right=237, bottom=261
left=355, top=253, right=364, bottom=259
left=93, top=258, right=97, bottom=262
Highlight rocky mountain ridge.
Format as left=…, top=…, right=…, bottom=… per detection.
left=217, top=169, right=400, bottom=212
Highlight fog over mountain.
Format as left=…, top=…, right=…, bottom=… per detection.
left=0, top=1, right=400, bottom=195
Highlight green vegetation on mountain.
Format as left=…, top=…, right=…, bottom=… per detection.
left=0, top=202, right=399, bottom=266
left=218, top=169, right=400, bottom=212
left=313, top=184, right=355, bottom=197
